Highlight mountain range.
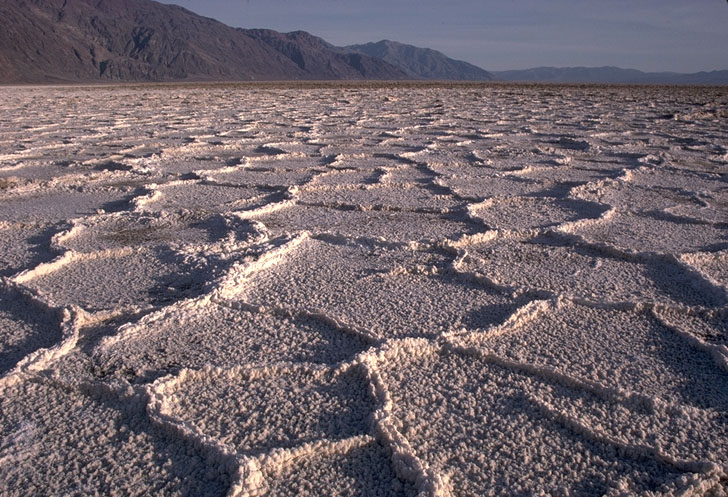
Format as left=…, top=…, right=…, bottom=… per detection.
left=345, top=40, right=493, bottom=81
left=0, top=0, right=408, bottom=83
left=493, top=66, right=728, bottom=85
left=0, top=0, right=725, bottom=85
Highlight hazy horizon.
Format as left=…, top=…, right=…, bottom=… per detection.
left=160, top=0, right=728, bottom=74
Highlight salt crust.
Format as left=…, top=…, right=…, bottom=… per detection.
left=1, top=84, right=727, bottom=496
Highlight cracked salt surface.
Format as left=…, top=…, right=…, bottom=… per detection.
left=1, top=83, right=727, bottom=496
left=374, top=341, right=689, bottom=496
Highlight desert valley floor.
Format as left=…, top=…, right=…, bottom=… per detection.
left=1, top=83, right=727, bottom=496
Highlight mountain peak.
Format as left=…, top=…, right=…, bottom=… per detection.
left=0, top=0, right=500, bottom=84
left=346, top=40, right=493, bottom=81
left=0, top=0, right=408, bottom=83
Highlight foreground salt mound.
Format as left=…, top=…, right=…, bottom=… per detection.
left=139, top=181, right=276, bottom=214
left=260, top=437, right=417, bottom=497
left=226, top=237, right=524, bottom=340
left=456, top=300, right=728, bottom=410
left=1, top=184, right=136, bottom=223
left=507, top=161, right=618, bottom=184
left=16, top=246, right=193, bottom=313
left=0, top=166, right=147, bottom=217
left=298, top=183, right=459, bottom=213
left=571, top=177, right=701, bottom=211
left=668, top=202, right=728, bottom=224
left=309, top=168, right=383, bottom=187
left=204, top=166, right=317, bottom=189
left=257, top=205, right=481, bottom=245
left=470, top=196, right=607, bottom=230
left=55, top=211, right=217, bottom=253
left=13, top=210, right=264, bottom=314
left=0, top=379, right=231, bottom=497
left=1, top=84, right=727, bottom=496
left=96, top=298, right=371, bottom=382
left=626, top=166, right=726, bottom=193
left=562, top=209, right=727, bottom=254
left=378, top=164, right=438, bottom=185
left=455, top=233, right=727, bottom=307
left=437, top=172, right=551, bottom=200
left=156, top=365, right=372, bottom=455
left=374, top=341, right=688, bottom=496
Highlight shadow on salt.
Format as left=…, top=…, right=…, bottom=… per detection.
left=159, top=365, right=373, bottom=456
left=0, top=285, right=62, bottom=375
left=0, top=222, right=63, bottom=277
left=0, top=379, right=231, bottom=497
left=377, top=344, right=693, bottom=497
left=469, top=300, right=728, bottom=411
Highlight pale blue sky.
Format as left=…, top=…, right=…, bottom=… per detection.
left=161, top=0, right=728, bottom=73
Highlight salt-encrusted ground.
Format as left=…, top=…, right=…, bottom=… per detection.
left=1, top=83, right=727, bottom=496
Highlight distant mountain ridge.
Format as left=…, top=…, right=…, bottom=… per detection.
left=345, top=40, right=494, bottom=81
left=0, top=0, right=491, bottom=84
left=0, top=0, right=408, bottom=83
left=494, top=66, right=728, bottom=85
left=1, top=0, right=725, bottom=85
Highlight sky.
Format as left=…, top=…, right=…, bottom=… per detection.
left=160, top=0, right=728, bottom=73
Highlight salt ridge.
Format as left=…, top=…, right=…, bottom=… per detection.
left=0, top=84, right=726, bottom=496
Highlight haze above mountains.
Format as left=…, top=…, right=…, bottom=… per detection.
left=1, top=0, right=726, bottom=85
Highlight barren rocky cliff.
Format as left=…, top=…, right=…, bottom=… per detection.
left=0, top=0, right=409, bottom=83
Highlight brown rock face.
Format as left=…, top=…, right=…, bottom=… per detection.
left=0, top=0, right=409, bottom=83
left=346, top=40, right=494, bottom=81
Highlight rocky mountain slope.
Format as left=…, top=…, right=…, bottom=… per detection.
left=0, top=0, right=408, bottom=83
left=346, top=40, right=494, bottom=81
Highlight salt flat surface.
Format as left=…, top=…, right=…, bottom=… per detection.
left=1, top=83, right=727, bottom=496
